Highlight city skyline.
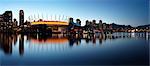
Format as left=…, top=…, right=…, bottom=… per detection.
left=0, top=0, right=149, bottom=26
left=0, top=0, right=149, bottom=65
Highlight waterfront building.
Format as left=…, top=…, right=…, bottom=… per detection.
left=83, top=20, right=90, bottom=33
left=30, top=19, right=69, bottom=33
left=67, top=18, right=81, bottom=34
left=0, top=11, right=12, bottom=23
left=13, top=19, right=18, bottom=27
left=102, top=23, right=106, bottom=30
left=0, top=11, right=13, bottom=31
left=0, top=15, right=3, bottom=22
left=19, top=10, right=24, bottom=26
left=92, top=20, right=96, bottom=29
left=69, top=18, right=73, bottom=24
left=99, top=20, right=103, bottom=30
left=85, top=20, right=90, bottom=26
left=4, top=11, right=12, bottom=22
left=76, top=19, right=81, bottom=26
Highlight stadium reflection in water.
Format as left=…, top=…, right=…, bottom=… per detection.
left=0, top=32, right=149, bottom=65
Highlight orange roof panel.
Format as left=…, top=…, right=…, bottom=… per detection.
left=31, top=21, right=69, bottom=26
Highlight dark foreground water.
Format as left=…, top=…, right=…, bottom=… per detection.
left=0, top=32, right=149, bottom=65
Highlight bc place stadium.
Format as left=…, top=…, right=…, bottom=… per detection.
left=30, top=19, right=69, bottom=33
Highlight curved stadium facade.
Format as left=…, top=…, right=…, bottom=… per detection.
left=31, top=21, right=69, bottom=26
left=30, top=20, right=69, bottom=33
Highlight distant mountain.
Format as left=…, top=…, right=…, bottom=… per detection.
left=136, top=24, right=150, bottom=29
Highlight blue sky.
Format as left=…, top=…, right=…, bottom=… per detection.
left=0, top=0, right=149, bottom=26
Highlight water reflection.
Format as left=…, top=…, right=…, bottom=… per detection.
left=0, top=33, right=17, bottom=55
left=19, top=34, right=24, bottom=56
left=0, top=32, right=149, bottom=56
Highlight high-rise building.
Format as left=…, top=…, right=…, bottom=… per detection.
left=85, top=20, right=90, bottom=26
left=68, top=17, right=74, bottom=30
left=0, top=15, right=3, bottom=22
left=76, top=19, right=81, bottom=26
left=0, top=11, right=12, bottom=27
left=103, top=23, right=106, bottom=30
left=13, top=18, right=18, bottom=27
left=19, top=10, right=24, bottom=26
left=69, top=17, right=73, bottom=23
left=3, top=11, right=12, bottom=23
left=92, top=20, right=96, bottom=26
left=0, top=15, right=3, bottom=29
left=99, top=20, right=103, bottom=29
left=91, top=20, right=96, bottom=30
left=92, top=20, right=96, bottom=24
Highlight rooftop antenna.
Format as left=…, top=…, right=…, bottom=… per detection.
left=62, top=15, right=64, bottom=21
left=42, top=13, right=43, bottom=20
left=38, top=13, right=39, bottom=20
left=55, top=14, right=56, bottom=20
left=46, top=14, right=48, bottom=20
left=66, top=16, right=68, bottom=21
left=51, top=14, right=52, bottom=20
left=44, top=13, right=46, bottom=20
left=31, top=15, right=33, bottom=21
left=28, top=16, right=30, bottom=21
left=34, top=14, right=36, bottom=21
left=59, top=15, right=60, bottom=21
left=45, top=13, right=46, bottom=20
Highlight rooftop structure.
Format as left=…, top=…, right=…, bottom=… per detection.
left=31, top=20, right=69, bottom=26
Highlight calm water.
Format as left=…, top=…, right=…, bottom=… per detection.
left=0, top=32, right=149, bottom=65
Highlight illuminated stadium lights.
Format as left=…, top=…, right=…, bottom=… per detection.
left=28, top=14, right=69, bottom=22
left=31, top=21, right=69, bottom=26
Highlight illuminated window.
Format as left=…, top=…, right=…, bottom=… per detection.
left=53, top=26, right=58, bottom=30
left=9, top=13, right=11, bottom=16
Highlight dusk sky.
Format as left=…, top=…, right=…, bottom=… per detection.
left=0, top=0, right=149, bottom=26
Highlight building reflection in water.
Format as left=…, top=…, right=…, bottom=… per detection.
left=0, top=32, right=149, bottom=56
left=19, top=34, right=24, bottom=56
left=0, top=33, right=17, bottom=55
